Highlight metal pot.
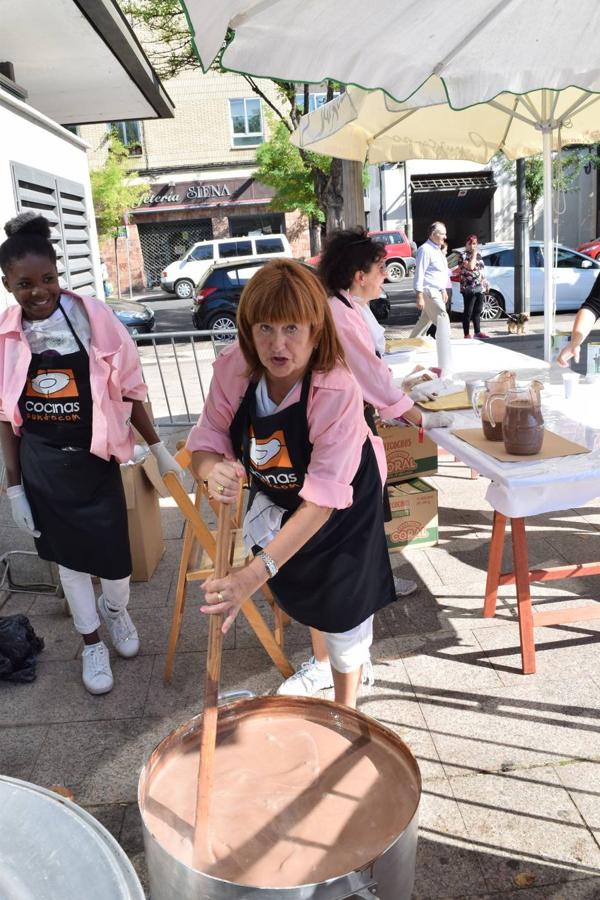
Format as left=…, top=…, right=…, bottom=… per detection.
left=139, top=695, right=421, bottom=900
left=0, top=775, right=145, bottom=899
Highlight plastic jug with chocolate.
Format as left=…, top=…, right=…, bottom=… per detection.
left=499, top=381, right=544, bottom=455
left=472, top=371, right=516, bottom=441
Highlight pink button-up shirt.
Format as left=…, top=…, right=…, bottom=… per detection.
left=186, top=343, right=386, bottom=509
left=328, top=290, right=414, bottom=420
left=0, top=291, right=147, bottom=463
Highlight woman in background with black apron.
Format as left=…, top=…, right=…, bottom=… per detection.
left=270, top=229, right=453, bottom=698
left=0, top=214, right=181, bottom=694
left=187, top=259, right=395, bottom=708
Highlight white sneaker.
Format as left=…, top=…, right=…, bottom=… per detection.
left=394, top=576, right=418, bottom=597
left=82, top=641, right=113, bottom=695
left=361, top=659, right=375, bottom=687
left=98, top=594, right=140, bottom=658
left=277, top=656, right=334, bottom=696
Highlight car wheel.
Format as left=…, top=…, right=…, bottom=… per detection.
left=208, top=312, right=237, bottom=341
left=480, top=290, right=506, bottom=321
left=175, top=279, right=195, bottom=300
left=385, top=260, right=406, bottom=282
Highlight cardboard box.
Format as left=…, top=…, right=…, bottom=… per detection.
left=376, top=422, right=438, bottom=483
left=120, top=453, right=167, bottom=581
left=385, top=479, right=438, bottom=551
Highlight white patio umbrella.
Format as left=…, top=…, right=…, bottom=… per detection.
left=291, top=82, right=600, bottom=359
left=181, top=0, right=600, bottom=360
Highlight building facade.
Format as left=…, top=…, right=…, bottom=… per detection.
left=80, top=69, right=312, bottom=293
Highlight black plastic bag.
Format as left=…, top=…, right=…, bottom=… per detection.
left=0, top=614, right=44, bottom=683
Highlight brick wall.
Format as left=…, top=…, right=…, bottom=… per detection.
left=101, top=222, right=146, bottom=294
left=81, top=70, right=285, bottom=172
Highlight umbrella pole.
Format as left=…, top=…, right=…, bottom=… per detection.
left=542, top=126, right=554, bottom=363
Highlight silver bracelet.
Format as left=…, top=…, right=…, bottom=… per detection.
left=257, top=550, right=278, bottom=578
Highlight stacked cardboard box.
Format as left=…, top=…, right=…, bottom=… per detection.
left=376, top=421, right=439, bottom=550
left=385, top=479, right=438, bottom=551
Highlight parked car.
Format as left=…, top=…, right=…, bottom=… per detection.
left=306, top=229, right=416, bottom=283
left=576, top=238, right=600, bottom=260
left=192, top=259, right=391, bottom=335
left=105, top=297, right=155, bottom=335
left=160, top=234, right=292, bottom=300
left=447, top=241, right=600, bottom=321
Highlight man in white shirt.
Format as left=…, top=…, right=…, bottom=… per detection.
left=410, top=221, right=453, bottom=375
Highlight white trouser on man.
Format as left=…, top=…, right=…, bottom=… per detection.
left=409, top=287, right=453, bottom=375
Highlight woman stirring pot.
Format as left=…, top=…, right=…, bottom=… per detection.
left=187, top=259, right=397, bottom=708
left=0, top=213, right=181, bottom=694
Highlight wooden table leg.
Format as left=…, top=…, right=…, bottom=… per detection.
left=484, top=511, right=507, bottom=617
left=510, top=516, right=536, bottom=675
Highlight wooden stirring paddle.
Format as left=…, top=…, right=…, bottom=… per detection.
left=193, top=502, right=232, bottom=865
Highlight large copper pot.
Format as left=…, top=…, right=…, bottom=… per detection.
left=138, top=695, right=421, bottom=900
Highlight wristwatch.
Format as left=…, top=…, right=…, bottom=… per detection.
left=257, top=550, right=278, bottom=578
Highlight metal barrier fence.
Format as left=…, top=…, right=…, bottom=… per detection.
left=132, top=329, right=236, bottom=426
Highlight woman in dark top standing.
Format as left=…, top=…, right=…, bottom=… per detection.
left=459, top=234, right=489, bottom=339
left=557, top=272, right=600, bottom=366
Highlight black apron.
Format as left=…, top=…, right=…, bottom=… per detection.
left=230, top=372, right=395, bottom=633
left=334, top=292, right=392, bottom=522
left=18, top=300, right=131, bottom=580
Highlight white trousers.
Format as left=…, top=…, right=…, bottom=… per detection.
left=324, top=616, right=374, bottom=674
left=58, top=565, right=130, bottom=635
left=409, top=287, right=453, bottom=375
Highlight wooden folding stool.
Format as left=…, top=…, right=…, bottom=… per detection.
left=162, top=447, right=293, bottom=683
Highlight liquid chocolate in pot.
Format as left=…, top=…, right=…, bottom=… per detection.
left=503, top=401, right=544, bottom=455
left=144, top=713, right=419, bottom=888
left=482, top=419, right=504, bottom=442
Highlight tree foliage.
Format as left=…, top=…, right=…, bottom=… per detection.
left=90, top=136, right=148, bottom=240
left=255, top=117, right=331, bottom=223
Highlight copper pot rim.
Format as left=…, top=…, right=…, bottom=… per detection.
left=138, top=695, right=422, bottom=888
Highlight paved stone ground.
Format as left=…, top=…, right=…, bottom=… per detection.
left=1, top=429, right=600, bottom=898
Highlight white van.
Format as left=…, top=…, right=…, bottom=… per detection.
left=160, top=234, right=292, bottom=299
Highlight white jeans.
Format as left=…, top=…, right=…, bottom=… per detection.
left=410, top=287, right=453, bottom=374
left=58, top=565, right=130, bottom=635
left=324, top=616, right=374, bottom=674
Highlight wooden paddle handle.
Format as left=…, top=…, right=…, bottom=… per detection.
left=194, top=502, right=232, bottom=863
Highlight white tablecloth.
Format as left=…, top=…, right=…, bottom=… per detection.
left=428, top=382, right=600, bottom=518
left=386, top=338, right=550, bottom=383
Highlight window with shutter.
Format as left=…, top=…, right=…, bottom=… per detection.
left=11, top=163, right=95, bottom=295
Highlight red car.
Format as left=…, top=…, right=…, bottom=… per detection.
left=307, top=229, right=416, bottom=282
left=577, top=238, right=600, bottom=260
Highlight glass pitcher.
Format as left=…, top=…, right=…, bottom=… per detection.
left=472, top=371, right=517, bottom=441
left=493, top=383, right=545, bottom=455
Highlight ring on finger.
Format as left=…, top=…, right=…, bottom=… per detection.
left=217, top=591, right=224, bottom=602
left=216, top=483, right=225, bottom=494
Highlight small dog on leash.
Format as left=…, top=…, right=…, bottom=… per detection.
left=506, top=312, right=529, bottom=334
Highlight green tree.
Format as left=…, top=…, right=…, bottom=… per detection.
left=119, top=0, right=343, bottom=252
left=90, top=135, right=148, bottom=294
left=499, top=147, right=600, bottom=228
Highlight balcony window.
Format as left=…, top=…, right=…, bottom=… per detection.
left=229, top=98, right=263, bottom=148
left=108, top=121, right=143, bottom=156
left=294, top=92, right=329, bottom=115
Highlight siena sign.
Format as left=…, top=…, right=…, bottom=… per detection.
left=134, top=177, right=273, bottom=211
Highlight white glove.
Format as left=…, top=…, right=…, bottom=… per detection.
left=421, top=411, right=454, bottom=430
left=149, top=441, right=184, bottom=478
left=7, top=485, right=41, bottom=537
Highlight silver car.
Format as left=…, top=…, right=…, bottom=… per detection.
left=449, top=241, right=600, bottom=321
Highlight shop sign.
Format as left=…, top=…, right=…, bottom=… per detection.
left=137, top=183, right=232, bottom=207
left=133, top=177, right=273, bottom=212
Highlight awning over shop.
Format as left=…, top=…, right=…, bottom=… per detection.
left=132, top=177, right=274, bottom=215
left=411, top=171, right=497, bottom=218
left=0, top=0, right=173, bottom=124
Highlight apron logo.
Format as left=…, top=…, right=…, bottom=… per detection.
left=249, top=430, right=292, bottom=469
left=26, top=369, right=78, bottom=398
